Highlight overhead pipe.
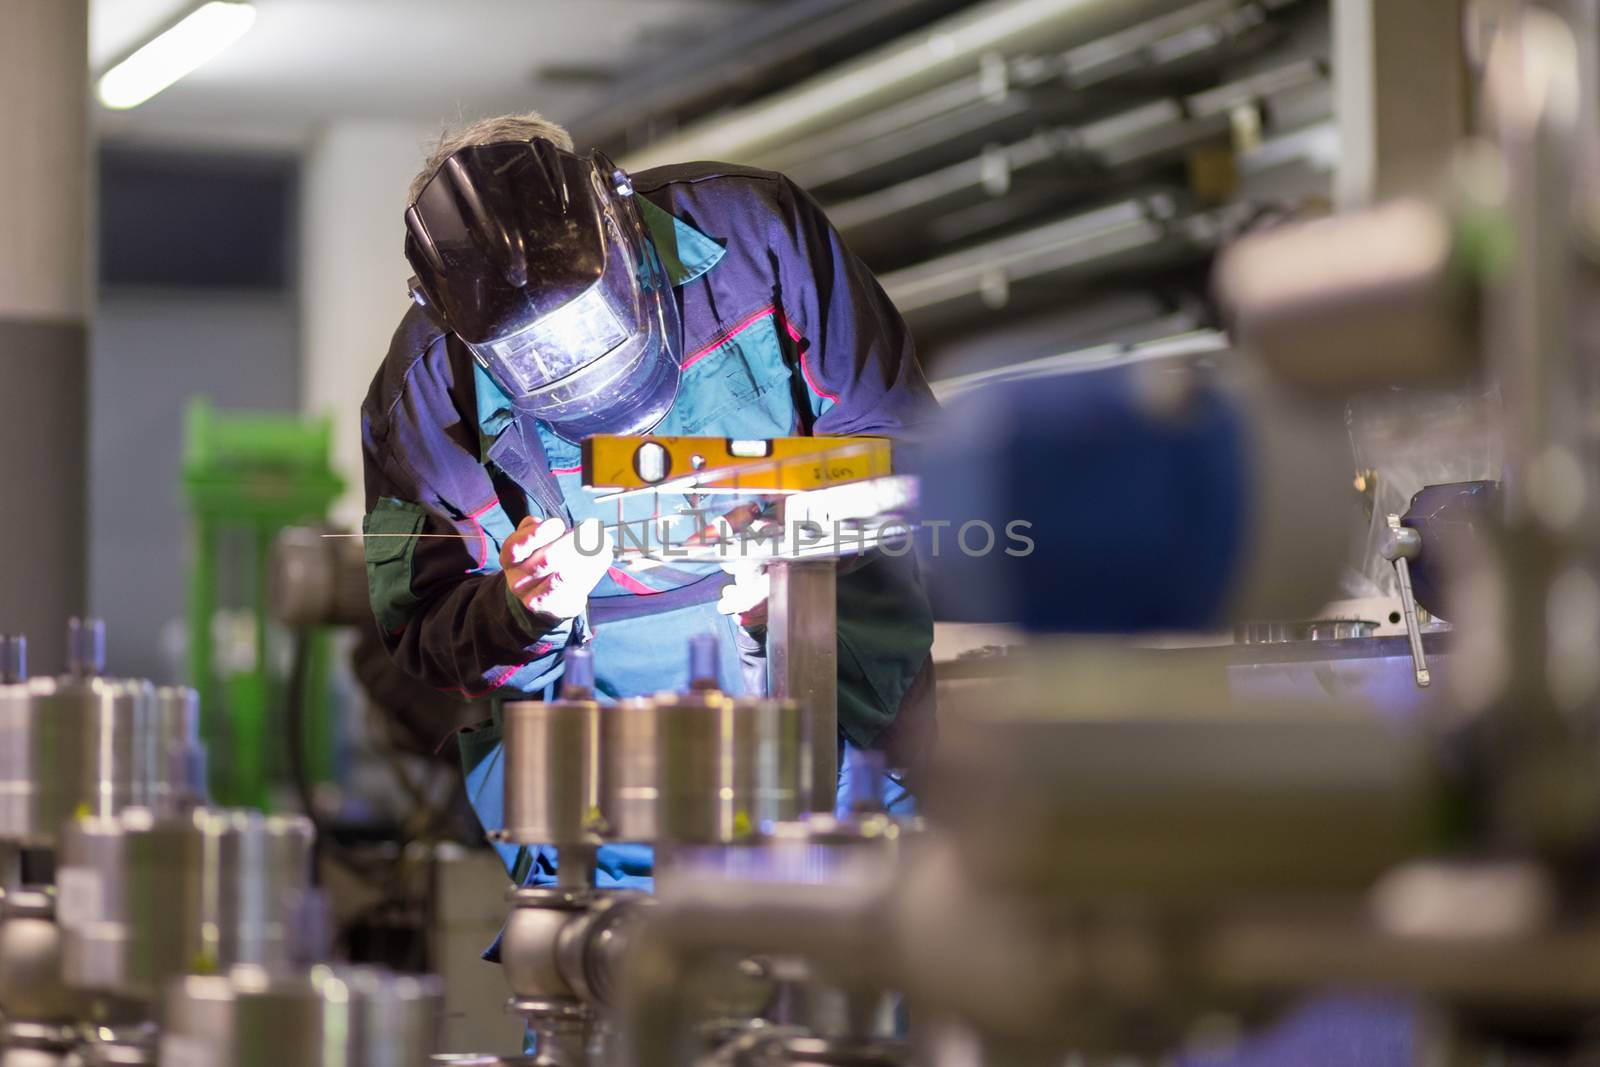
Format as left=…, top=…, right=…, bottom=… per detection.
left=571, top=0, right=971, bottom=150
left=619, top=0, right=1200, bottom=172
left=826, top=58, right=1327, bottom=237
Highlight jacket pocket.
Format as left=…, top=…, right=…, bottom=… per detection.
left=674, top=315, right=796, bottom=437
left=363, top=497, right=427, bottom=631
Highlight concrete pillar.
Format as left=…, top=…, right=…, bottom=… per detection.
left=300, top=120, right=437, bottom=527
left=0, top=0, right=90, bottom=674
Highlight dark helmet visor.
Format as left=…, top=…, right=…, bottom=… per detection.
left=404, top=139, right=681, bottom=441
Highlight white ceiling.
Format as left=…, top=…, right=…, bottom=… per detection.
left=89, top=0, right=731, bottom=151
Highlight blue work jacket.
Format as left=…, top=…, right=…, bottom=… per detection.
left=359, top=161, right=937, bottom=884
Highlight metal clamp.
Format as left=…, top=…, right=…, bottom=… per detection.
left=1379, top=513, right=1430, bottom=688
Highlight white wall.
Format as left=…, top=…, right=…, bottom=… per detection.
left=300, top=120, right=437, bottom=527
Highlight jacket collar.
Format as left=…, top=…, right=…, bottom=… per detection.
left=474, top=201, right=724, bottom=449
left=637, top=197, right=725, bottom=286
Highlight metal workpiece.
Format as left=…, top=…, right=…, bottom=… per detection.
left=599, top=690, right=801, bottom=846
left=503, top=887, right=647, bottom=1011
left=502, top=696, right=601, bottom=846
left=926, top=646, right=1432, bottom=898
left=0, top=888, right=88, bottom=1025
left=150, top=686, right=208, bottom=812
left=502, top=888, right=589, bottom=1006
left=161, top=965, right=444, bottom=1067
left=58, top=808, right=315, bottom=999
left=1214, top=198, right=1477, bottom=390
left=269, top=526, right=371, bottom=629
left=601, top=689, right=753, bottom=845
left=0, top=659, right=208, bottom=846
left=0, top=674, right=158, bottom=847
left=623, top=817, right=920, bottom=1067
left=597, top=697, right=668, bottom=842
left=767, top=560, right=837, bottom=814
left=738, top=697, right=808, bottom=829
left=623, top=863, right=898, bottom=1067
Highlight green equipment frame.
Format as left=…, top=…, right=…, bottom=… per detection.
left=182, top=398, right=345, bottom=810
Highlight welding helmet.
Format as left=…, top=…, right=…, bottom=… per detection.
left=404, top=138, right=681, bottom=442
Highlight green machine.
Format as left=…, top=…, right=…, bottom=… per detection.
left=182, top=398, right=345, bottom=810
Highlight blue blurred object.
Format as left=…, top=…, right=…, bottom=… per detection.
left=838, top=737, right=916, bottom=815
left=1179, top=994, right=1416, bottom=1067
left=914, top=364, right=1247, bottom=632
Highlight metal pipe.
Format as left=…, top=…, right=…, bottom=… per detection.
left=766, top=560, right=838, bottom=813
left=879, top=194, right=1237, bottom=317
left=572, top=0, right=972, bottom=149
left=620, top=0, right=1195, bottom=171
left=827, top=58, right=1326, bottom=237
left=622, top=879, right=890, bottom=1067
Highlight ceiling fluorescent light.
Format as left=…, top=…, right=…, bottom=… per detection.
left=97, top=2, right=257, bottom=110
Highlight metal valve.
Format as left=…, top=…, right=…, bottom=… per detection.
left=1379, top=514, right=1430, bottom=688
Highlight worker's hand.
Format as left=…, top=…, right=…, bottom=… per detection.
left=500, top=516, right=612, bottom=621
left=695, top=502, right=775, bottom=628
left=718, top=557, right=770, bottom=628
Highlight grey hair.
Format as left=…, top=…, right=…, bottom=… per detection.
left=408, top=111, right=575, bottom=203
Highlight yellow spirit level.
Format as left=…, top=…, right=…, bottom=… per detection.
left=580, top=435, right=892, bottom=492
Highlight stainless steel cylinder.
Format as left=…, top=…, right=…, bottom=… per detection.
left=150, top=686, right=207, bottom=813
left=737, top=697, right=806, bottom=829
left=654, top=688, right=749, bottom=844
left=601, top=691, right=765, bottom=844
left=0, top=676, right=158, bottom=846
left=0, top=888, right=86, bottom=1024
left=162, top=965, right=443, bottom=1067
left=598, top=697, right=663, bottom=841
left=502, top=697, right=600, bottom=845
left=500, top=888, right=586, bottom=1003
left=58, top=808, right=314, bottom=998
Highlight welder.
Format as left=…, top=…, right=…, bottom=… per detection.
left=359, top=112, right=936, bottom=895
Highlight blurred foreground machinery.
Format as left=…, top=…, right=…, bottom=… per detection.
left=524, top=1, right=1600, bottom=1066
left=0, top=619, right=444, bottom=1067
left=14, top=1, right=1595, bottom=1063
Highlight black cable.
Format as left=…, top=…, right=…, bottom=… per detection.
left=285, top=626, right=329, bottom=881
